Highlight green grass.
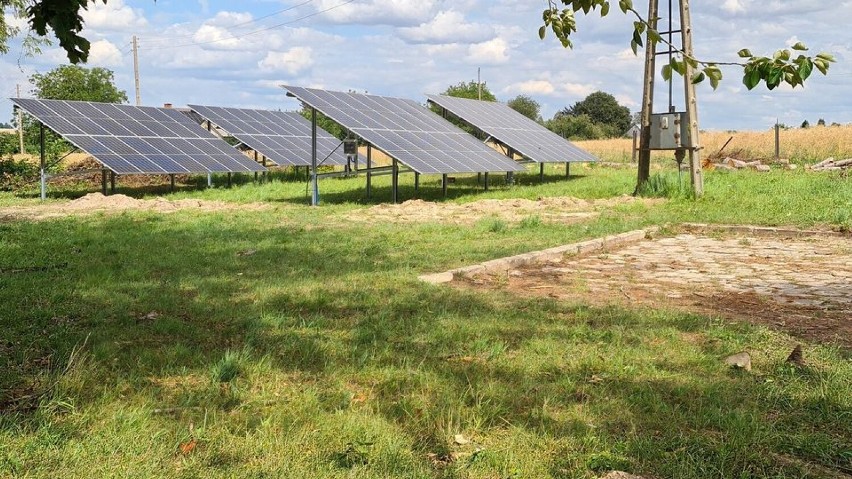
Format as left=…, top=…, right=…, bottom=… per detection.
left=0, top=165, right=850, bottom=478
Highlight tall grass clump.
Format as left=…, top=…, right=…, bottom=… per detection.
left=636, top=172, right=693, bottom=199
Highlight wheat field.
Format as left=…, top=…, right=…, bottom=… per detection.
left=576, top=125, right=852, bottom=163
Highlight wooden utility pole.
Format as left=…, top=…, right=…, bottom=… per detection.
left=636, top=0, right=658, bottom=192
left=16, top=84, right=24, bottom=154
left=132, top=35, right=141, bottom=106
left=679, top=0, right=703, bottom=196
left=636, top=0, right=703, bottom=197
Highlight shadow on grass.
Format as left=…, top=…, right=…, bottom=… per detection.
left=0, top=211, right=847, bottom=478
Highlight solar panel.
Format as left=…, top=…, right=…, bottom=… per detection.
left=10, top=98, right=267, bottom=175
left=188, top=105, right=349, bottom=167
left=425, top=94, right=598, bottom=164
left=282, top=86, right=524, bottom=175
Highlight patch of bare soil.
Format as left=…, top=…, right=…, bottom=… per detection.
left=0, top=192, right=270, bottom=222
left=346, top=195, right=662, bottom=225
left=458, top=233, right=852, bottom=348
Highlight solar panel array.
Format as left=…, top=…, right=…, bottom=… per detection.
left=188, top=105, right=349, bottom=167
left=11, top=98, right=266, bottom=175
left=283, top=86, right=524, bottom=175
left=425, top=94, right=597, bottom=164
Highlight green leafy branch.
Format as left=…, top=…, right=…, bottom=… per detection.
left=540, top=0, right=835, bottom=91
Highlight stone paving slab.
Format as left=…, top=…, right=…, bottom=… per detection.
left=418, top=227, right=659, bottom=285
left=463, top=229, right=851, bottom=347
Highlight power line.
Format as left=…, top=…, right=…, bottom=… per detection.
left=144, top=0, right=355, bottom=51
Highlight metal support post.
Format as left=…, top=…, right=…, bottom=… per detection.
left=442, top=173, right=448, bottom=197
left=539, top=162, right=545, bottom=182
left=507, top=171, right=514, bottom=186
left=16, top=85, right=24, bottom=154
left=110, top=172, right=115, bottom=193
left=227, top=172, right=232, bottom=188
left=484, top=172, right=489, bottom=191
left=414, top=172, right=420, bottom=193
left=477, top=172, right=481, bottom=184
left=774, top=122, right=780, bottom=162
left=366, top=144, right=372, bottom=199
left=39, top=124, right=46, bottom=200
left=566, top=162, right=571, bottom=177
left=101, top=170, right=107, bottom=195
left=207, top=173, right=212, bottom=188
left=311, top=107, right=319, bottom=206
left=392, top=158, right=399, bottom=204
left=170, top=174, right=176, bottom=192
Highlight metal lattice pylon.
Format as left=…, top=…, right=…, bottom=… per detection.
left=636, top=0, right=703, bottom=197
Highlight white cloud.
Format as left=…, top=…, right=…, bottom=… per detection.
left=509, top=80, right=556, bottom=95
left=316, top=0, right=440, bottom=26
left=259, top=47, right=314, bottom=75
left=87, top=40, right=124, bottom=67
left=467, top=38, right=510, bottom=65
left=82, top=0, right=147, bottom=31
left=721, top=0, right=747, bottom=14
left=561, top=82, right=596, bottom=98
left=398, top=10, right=493, bottom=44
left=207, top=11, right=253, bottom=27
left=192, top=25, right=244, bottom=50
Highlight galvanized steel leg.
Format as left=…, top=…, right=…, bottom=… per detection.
left=366, top=145, right=372, bottom=199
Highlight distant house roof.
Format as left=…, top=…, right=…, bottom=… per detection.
left=0, top=128, right=17, bottom=135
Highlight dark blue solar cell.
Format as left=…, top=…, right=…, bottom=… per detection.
left=10, top=98, right=268, bottom=175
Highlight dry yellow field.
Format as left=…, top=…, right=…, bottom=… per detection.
left=576, top=125, right=852, bottom=163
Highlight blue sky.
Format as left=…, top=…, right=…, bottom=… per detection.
left=1, top=0, right=851, bottom=131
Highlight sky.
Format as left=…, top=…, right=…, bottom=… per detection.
left=1, top=0, right=851, bottom=131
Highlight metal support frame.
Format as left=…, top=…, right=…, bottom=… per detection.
left=391, top=158, right=399, bottom=204
left=484, top=172, right=489, bottom=191
left=170, top=174, right=176, bottom=192
left=227, top=172, right=232, bottom=188
left=101, top=169, right=107, bottom=195
left=39, top=124, right=46, bottom=200
left=207, top=173, right=212, bottom=188
left=310, top=107, right=319, bottom=206
left=566, top=162, right=571, bottom=178
left=539, top=162, right=545, bottom=182
left=414, top=172, right=420, bottom=193
left=110, top=172, right=115, bottom=193
left=366, top=144, right=372, bottom=199
left=442, top=173, right=448, bottom=197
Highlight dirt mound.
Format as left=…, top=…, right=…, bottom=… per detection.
left=0, top=193, right=269, bottom=222
left=346, top=195, right=661, bottom=225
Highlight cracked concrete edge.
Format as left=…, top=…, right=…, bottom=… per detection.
left=681, top=223, right=849, bottom=238
left=418, top=226, right=659, bottom=285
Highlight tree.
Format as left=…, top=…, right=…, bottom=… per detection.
left=546, top=114, right=606, bottom=140
left=801, top=120, right=810, bottom=129
left=817, top=118, right=826, bottom=127
left=22, top=65, right=127, bottom=157
left=558, top=91, right=632, bottom=137
left=30, top=64, right=128, bottom=102
left=507, top=95, right=541, bottom=121
left=539, top=1, right=835, bottom=90
left=1, top=0, right=103, bottom=63
left=442, top=81, right=496, bottom=101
